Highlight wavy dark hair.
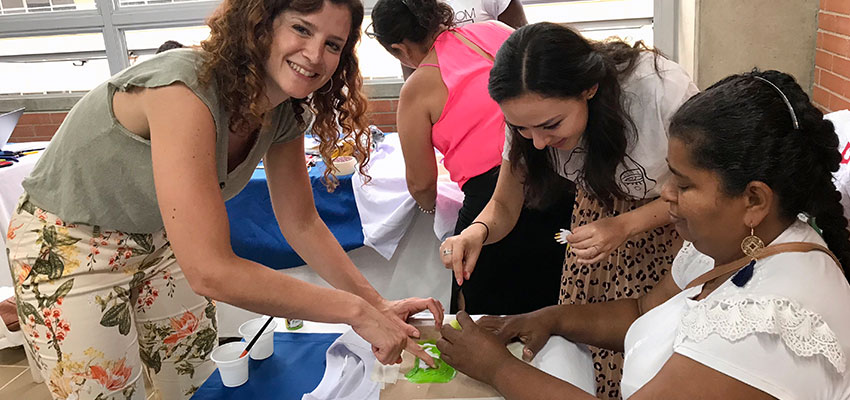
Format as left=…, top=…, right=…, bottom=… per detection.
left=489, top=22, right=660, bottom=209
left=371, top=0, right=454, bottom=50
left=200, top=0, right=370, bottom=191
left=669, top=70, right=850, bottom=278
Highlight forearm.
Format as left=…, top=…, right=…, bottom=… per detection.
left=201, top=255, right=370, bottom=325
left=492, top=358, right=596, bottom=400
left=617, top=197, right=671, bottom=238
left=408, top=183, right=437, bottom=212
left=465, top=196, right=521, bottom=245
left=548, top=298, right=640, bottom=352
left=281, top=213, right=383, bottom=306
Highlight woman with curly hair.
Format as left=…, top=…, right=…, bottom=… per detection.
left=5, top=0, right=442, bottom=398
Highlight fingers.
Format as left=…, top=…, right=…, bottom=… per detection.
left=451, top=250, right=466, bottom=286
left=456, top=310, right=476, bottom=329
left=566, top=225, right=593, bottom=242
left=463, top=246, right=482, bottom=281
left=373, top=344, right=398, bottom=365
left=405, top=338, right=436, bottom=368
left=402, top=321, right=421, bottom=338
left=426, top=298, right=445, bottom=327
left=436, top=337, right=453, bottom=365
left=521, top=333, right=548, bottom=362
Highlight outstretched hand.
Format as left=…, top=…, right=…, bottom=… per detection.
left=436, top=311, right=515, bottom=385
left=476, top=307, right=558, bottom=362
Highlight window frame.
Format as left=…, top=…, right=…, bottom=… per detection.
left=0, top=0, right=676, bottom=111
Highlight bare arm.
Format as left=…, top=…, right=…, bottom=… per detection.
left=146, top=84, right=441, bottom=365
left=397, top=70, right=440, bottom=212
left=145, top=84, right=370, bottom=324
left=265, top=136, right=382, bottom=305
left=497, top=0, right=528, bottom=28
left=440, top=157, right=526, bottom=284
left=449, top=275, right=773, bottom=400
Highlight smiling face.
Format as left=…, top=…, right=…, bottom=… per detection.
left=264, top=1, right=352, bottom=102
left=499, top=92, right=594, bottom=151
left=661, top=137, right=750, bottom=261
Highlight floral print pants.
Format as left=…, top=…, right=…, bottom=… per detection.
left=5, top=197, right=217, bottom=400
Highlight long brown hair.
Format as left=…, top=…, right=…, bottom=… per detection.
left=200, top=0, right=370, bottom=191
left=489, top=23, right=661, bottom=209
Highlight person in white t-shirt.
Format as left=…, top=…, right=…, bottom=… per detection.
left=396, top=0, right=527, bottom=79
left=435, top=70, right=850, bottom=399
left=444, top=0, right=526, bottom=27
left=438, top=22, right=697, bottom=397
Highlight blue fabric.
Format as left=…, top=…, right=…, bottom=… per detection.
left=193, top=332, right=341, bottom=400
left=225, top=162, right=364, bottom=270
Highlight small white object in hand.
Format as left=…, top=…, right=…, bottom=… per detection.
left=554, top=229, right=571, bottom=244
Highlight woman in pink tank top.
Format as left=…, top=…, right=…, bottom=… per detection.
left=370, top=0, right=574, bottom=316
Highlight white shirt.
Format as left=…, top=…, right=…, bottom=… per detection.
left=503, top=52, right=699, bottom=200
left=621, top=220, right=850, bottom=399
left=824, top=110, right=850, bottom=222
left=443, top=0, right=510, bottom=26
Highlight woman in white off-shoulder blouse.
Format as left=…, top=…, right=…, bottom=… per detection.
left=432, top=70, right=850, bottom=400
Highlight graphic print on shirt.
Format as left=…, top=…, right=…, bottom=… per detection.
left=453, top=7, right=476, bottom=25
left=561, top=149, right=656, bottom=199
left=619, top=154, right=656, bottom=198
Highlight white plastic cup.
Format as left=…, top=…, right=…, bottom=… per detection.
left=238, top=317, right=278, bottom=360
left=210, top=342, right=249, bottom=387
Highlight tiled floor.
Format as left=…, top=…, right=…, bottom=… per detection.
left=0, top=346, right=156, bottom=399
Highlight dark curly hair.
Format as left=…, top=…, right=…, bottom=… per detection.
left=488, top=22, right=661, bottom=209
left=371, top=0, right=455, bottom=50
left=200, top=0, right=370, bottom=191
left=669, top=70, right=850, bottom=278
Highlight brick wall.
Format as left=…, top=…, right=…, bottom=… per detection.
left=8, top=98, right=399, bottom=143
left=814, top=0, right=850, bottom=112
left=9, top=112, right=68, bottom=143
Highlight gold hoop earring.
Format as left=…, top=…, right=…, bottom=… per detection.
left=741, top=225, right=765, bottom=258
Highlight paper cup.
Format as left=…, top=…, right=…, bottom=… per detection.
left=332, top=156, right=357, bottom=175
left=238, top=317, right=278, bottom=360
left=210, top=342, right=249, bottom=387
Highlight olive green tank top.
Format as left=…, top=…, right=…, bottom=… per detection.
left=22, top=48, right=307, bottom=233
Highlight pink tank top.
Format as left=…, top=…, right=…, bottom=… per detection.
left=423, top=22, right=512, bottom=189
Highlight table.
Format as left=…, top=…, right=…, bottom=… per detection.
left=225, top=162, right=364, bottom=270
left=0, top=141, right=48, bottom=288
left=194, top=319, right=348, bottom=400
left=193, top=317, right=596, bottom=400
left=192, top=332, right=342, bottom=400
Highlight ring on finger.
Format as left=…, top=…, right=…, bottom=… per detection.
left=442, top=248, right=453, bottom=256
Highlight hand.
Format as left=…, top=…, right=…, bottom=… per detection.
left=352, top=302, right=437, bottom=367
left=437, top=311, right=517, bottom=385
left=439, top=223, right=487, bottom=286
left=567, top=216, right=629, bottom=265
left=378, top=297, right=445, bottom=334
left=477, top=306, right=558, bottom=362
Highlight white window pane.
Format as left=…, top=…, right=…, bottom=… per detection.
left=118, top=0, right=216, bottom=7
left=0, top=0, right=95, bottom=15
left=0, top=32, right=108, bottom=94
left=0, top=32, right=105, bottom=56
left=358, top=16, right=402, bottom=80
left=125, top=26, right=210, bottom=51
left=525, top=0, right=652, bottom=24
left=0, top=59, right=109, bottom=94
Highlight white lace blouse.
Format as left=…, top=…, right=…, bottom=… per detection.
left=621, top=220, right=850, bottom=399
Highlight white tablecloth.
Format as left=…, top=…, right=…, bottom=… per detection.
left=352, top=134, right=464, bottom=259
left=0, top=141, right=48, bottom=288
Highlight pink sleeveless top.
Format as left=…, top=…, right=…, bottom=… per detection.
left=423, top=22, right=512, bottom=189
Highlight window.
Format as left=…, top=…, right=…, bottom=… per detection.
left=0, top=0, right=667, bottom=100
left=0, top=32, right=108, bottom=95
left=0, top=0, right=95, bottom=15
